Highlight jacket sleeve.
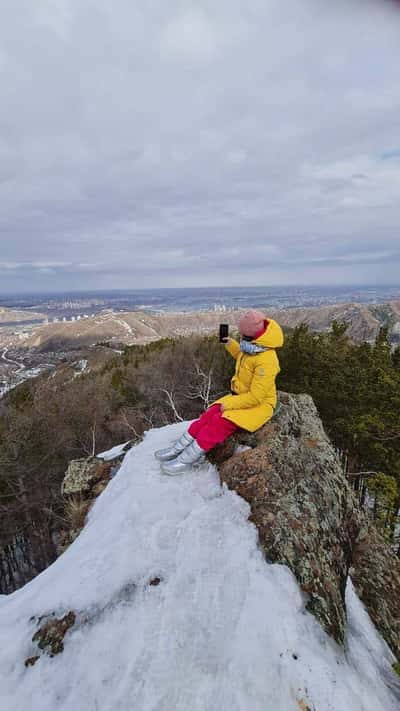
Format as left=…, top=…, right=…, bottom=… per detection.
left=225, top=338, right=240, bottom=360
left=221, top=362, right=278, bottom=410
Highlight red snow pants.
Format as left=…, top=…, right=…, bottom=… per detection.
left=188, top=404, right=239, bottom=451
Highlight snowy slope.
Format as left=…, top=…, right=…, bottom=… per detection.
left=0, top=422, right=399, bottom=711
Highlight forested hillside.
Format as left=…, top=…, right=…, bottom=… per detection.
left=1, top=324, right=399, bottom=592
left=279, top=322, right=400, bottom=544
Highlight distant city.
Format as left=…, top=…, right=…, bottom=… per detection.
left=1, top=285, right=400, bottom=323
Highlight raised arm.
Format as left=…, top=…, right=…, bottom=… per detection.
left=224, top=337, right=240, bottom=360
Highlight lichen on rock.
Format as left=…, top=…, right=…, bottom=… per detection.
left=61, top=457, right=113, bottom=496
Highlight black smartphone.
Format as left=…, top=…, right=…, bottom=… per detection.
left=219, top=323, right=229, bottom=342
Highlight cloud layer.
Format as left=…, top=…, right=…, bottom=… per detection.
left=1, top=0, right=399, bottom=292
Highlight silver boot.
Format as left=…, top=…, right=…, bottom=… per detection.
left=154, top=431, right=194, bottom=461
left=161, top=440, right=206, bottom=476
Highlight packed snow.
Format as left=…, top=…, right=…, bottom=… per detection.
left=97, top=441, right=133, bottom=462
left=0, top=421, right=399, bottom=711
left=72, top=359, right=89, bottom=378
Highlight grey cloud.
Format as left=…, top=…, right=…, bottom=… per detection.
left=0, top=0, right=400, bottom=292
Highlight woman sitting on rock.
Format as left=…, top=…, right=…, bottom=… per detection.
left=155, top=309, right=284, bottom=475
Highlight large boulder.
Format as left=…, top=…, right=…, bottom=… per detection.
left=216, top=392, right=400, bottom=656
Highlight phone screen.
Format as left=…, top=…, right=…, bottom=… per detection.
left=219, top=323, right=229, bottom=342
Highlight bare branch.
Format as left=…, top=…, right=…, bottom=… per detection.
left=120, top=410, right=142, bottom=440
left=91, top=418, right=97, bottom=458
left=347, top=470, right=380, bottom=479
left=159, top=388, right=183, bottom=422
left=185, top=359, right=214, bottom=409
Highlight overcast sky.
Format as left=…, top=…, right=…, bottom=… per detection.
left=0, top=0, right=399, bottom=293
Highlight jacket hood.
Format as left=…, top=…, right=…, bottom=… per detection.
left=254, top=319, right=284, bottom=349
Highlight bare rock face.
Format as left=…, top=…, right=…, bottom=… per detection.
left=216, top=392, right=393, bottom=649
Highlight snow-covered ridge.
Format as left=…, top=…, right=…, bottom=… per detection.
left=0, top=422, right=398, bottom=711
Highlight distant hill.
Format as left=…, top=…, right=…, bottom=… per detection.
left=269, top=301, right=400, bottom=344
left=0, top=307, right=46, bottom=324
left=10, top=301, right=400, bottom=352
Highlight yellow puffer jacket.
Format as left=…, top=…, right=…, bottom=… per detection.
left=212, top=318, right=284, bottom=432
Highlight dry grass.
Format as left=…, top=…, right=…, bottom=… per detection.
left=64, top=496, right=91, bottom=532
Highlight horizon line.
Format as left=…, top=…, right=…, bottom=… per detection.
left=1, top=283, right=400, bottom=297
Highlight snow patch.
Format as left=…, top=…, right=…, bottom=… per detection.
left=97, top=441, right=133, bottom=461
left=234, top=444, right=252, bottom=454
left=0, top=422, right=398, bottom=711
left=72, top=359, right=88, bottom=378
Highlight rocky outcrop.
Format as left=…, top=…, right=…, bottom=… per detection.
left=59, top=444, right=134, bottom=553
left=62, top=441, right=134, bottom=497
left=213, top=392, right=400, bottom=657
left=62, top=457, right=114, bottom=496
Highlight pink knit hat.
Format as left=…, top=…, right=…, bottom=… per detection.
left=238, top=309, right=266, bottom=337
